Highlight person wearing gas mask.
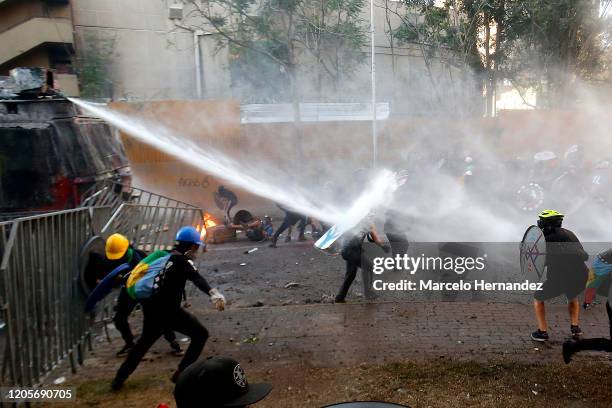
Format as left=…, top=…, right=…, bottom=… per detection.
left=531, top=210, right=589, bottom=342
left=112, top=226, right=226, bottom=390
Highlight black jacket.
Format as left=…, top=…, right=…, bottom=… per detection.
left=543, top=227, right=588, bottom=278
left=145, top=252, right=212, bottom=310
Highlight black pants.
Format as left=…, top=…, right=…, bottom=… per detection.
left=336, top=259, right=360, bottom=302
left=113, top=287, right=176, bottom=346
left=272, top=212, right=306, bottom=242
left=572, top=301, right=612, bottom=353
left=114, top=306, right=209, bottom=383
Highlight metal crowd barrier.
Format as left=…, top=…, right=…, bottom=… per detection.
left=101, top=204, right=206, bottom=252
left=0, top=186, right=207, bottom=388
left=80, top=180, right=197, bottom=215
left=100, top=204, right=207, bottom=300
left=0, top=208, right=107, bottom=387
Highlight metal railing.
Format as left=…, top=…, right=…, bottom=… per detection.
left=100, top=204, right=208, bottom=300
left=0, top=183, right=208, bottom=387
left=101, top=204, right=206, bottom=252
left=0, top=208, right=106, bottom=387
left=80, top=180, right=198, bottom=217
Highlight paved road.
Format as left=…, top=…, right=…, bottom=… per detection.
left=82, top=300, right=610, bottom=375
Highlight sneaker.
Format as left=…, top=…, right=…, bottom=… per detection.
left=169, top=341, right=184, bottom=356
left=531, top=329, right=549, bottom=342
left=171, top=369, right=182, bottom=384
left=297, top=235, right=307, bottom=242
left=111, top=377, right=124, bottom=391
left=562, top=340, right=576, bottom=364
left=284, top=235, right=292, bottom=243
left=334, top=296, right=346, bottom=304
left=116, top=343, right=134, bottom=356
left=570, top=325, right=583, bottom=339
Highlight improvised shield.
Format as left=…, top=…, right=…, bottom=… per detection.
left=520, top=225, right=546, bottom=281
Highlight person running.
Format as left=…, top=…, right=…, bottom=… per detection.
left=105, top=233, right=181, bottom=356
left=269, top=204, right=307, bottom=247
left=335, top=224, right=390, bottom=303
left=111, top=226, right=226, bottom=390
left=562, top=249, right=612, bottom=363
left=531, top=210, right=589, bottom=342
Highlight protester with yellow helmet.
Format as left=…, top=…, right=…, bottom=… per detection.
left=105, top=233, right=130, bottom=260
left=532, top=210, right=589, bottom=342
left=104, top=234, right=182, bottom=356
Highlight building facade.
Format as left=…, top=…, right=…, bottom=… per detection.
left=0, top=0, right=79, bottom=96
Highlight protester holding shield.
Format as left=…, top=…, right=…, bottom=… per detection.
left=335, top=225, right=390, bottom=303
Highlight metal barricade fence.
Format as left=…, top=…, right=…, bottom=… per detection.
left=101, top=204, right=206, bottom=252
left=100, top=204, right=207, bottom=300
left=80, top=180, right=197, bottom=215
left=0, top=208, right=105, bottom=387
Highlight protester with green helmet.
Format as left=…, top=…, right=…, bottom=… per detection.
left=531, top=210, right=589, bottom=342
left=111, top=226, right=226, bottom=391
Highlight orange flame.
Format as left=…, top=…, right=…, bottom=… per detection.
left=195, top=213, right=218, bottom=241
left=204, top=213, right=217, bottom=228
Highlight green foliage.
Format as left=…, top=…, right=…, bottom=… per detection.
left=187, top=0, right=368, bottom=101
left=393, top=0, right=611, bottom=108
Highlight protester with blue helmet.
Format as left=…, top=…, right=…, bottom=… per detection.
left=112, top=226, right=226, bottom=391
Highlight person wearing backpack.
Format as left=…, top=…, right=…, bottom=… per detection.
left=104, top=234, right=182, bottom=357
left=111, top=226, right=226, bottom=391
left=103, top=234, right=173, bottom=354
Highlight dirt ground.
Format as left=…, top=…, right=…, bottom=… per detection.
left=42, top=235, right=612, bottom=407
left=66, top=360, right=612, bottom=408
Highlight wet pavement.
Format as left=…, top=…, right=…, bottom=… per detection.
left=48, top=238, right=611, bottom=389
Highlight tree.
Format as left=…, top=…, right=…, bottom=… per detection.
left=390, top=0, right=612, bottom=113
left=177, top=0, right=368, bottom=103
left=74, top=32, right=116, bottom=100
left=500, top=0, right=612, bottom=108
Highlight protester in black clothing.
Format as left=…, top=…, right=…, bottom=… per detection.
left=215, top=186, right=238, bottom=225
left=112, top=227, right=226, bottom=391
left=531, top=210, right=588, bottom=342
left=335, top=224, right=390, bottom=303
left=269, top=204, right=307, bottom=247
left=104, top=233, right=181, bottom=356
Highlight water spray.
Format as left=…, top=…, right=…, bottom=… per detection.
left=69, top=98, right=397, bottom=232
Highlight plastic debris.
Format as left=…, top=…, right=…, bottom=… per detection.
left=53, top=376, right=66, bottom=385
left=244, top=248, right=259, bottom=254
left=243, top=336, right=259, bottom=344
left=284, top=282, right=300, bottom=288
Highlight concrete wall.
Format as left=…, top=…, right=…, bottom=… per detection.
left=71, top=0, right=227, bottom=100
left=0, top=0, right=73, bottom=71
left=71, top=0, right=448, bottom=105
